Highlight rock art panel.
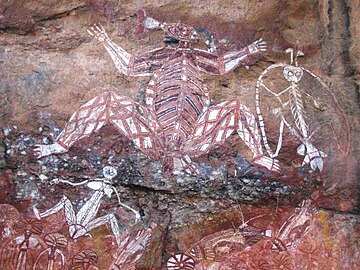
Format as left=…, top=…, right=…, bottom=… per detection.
left=0, top=203, right=157, bottom=269
left=34, top=11, right=279, bottom=175
left=0, top=1, right=359, bottom=269
left=166, top=201, right=360, bottom=270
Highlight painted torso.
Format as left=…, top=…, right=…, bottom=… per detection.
left=77, top=181, right=112, bottom=225
left=144, top=45, right=215, bottom=154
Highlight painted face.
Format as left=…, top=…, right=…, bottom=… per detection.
left=283, top=66, right=303, bottom=83
left=103, top=166, right=117, bottom=180
left=162, top=22, right=199, bottom=42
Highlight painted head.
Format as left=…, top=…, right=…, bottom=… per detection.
left=283, top=48, right=305, bottom=83
left=283, top=66, right=304, bottom=83
left=103, top=166, right=117, bottom=180
left=139, top=10, right=216, bottom=51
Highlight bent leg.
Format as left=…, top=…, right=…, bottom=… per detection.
left=33, top=195, right=76, bottom=225
left=109, top=93, right=164, bottom=159
left=110, top=225, right=154, bottom=269
left=85, top=214, right=122, bottom=247
left=237, top=102, right=280, bottom=172
left=34, top=92, right=111, bottom=158
left=183, top=100, right=279, bottom=172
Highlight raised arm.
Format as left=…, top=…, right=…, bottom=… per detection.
left=195, top=39, right=267, bottom=75
left=88, top=24, right=167, bottom=77
left=88, top=24, right=132, bottom=76
left=50, top=178, right=89, bottom=186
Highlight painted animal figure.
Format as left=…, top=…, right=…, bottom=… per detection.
left=32, top=166, right=140, bottom=247
left=255, top=48, right=349, bottom=172
left=34, top=12, right=279, bottom=174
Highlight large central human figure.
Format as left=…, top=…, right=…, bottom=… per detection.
left=35, top=14, right=279, bottom=174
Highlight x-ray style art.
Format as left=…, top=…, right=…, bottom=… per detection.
left=33, top=166, right=140, bottom=247
left=255, top=48, right=350, bottom=172
left=34, top=10, right=280, bottom=174
left=109, top=222, right=156, bottom=270
left=0, top=203, right=156, bottom=269
left=166, top=199, right=317, bottom=270
left=0, top=219, right=45, bottom=270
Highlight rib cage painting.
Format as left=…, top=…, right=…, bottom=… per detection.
left=34, top=12, right=279, bottom=175
left=0, top=1, right=359, bottom=270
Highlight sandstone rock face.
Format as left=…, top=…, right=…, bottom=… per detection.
left=0, top=0, right=359, bottom=269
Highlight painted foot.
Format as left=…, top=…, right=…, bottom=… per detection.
left=254, top=156, right=280, bottom=172
left=297, top=143, right=327, bottom=172
left=34, top=142, right=68, bottom=158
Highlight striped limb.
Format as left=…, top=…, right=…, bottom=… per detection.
left=109, top=224, right=155, bottom=270
left=281, top=116, right=327, bottom=171
left=182, top=100, right=280, bottom=172
left=34, top=92, right=164, bottom=159
left=88, top=24, right=169, bottom=77
left=87, top=24, right=131, bottom=76
left=255, top=63, right=288, bottom=158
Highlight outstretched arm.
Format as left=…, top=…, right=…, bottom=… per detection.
left=88, top=24, right=132, bottom=76
left=195, top=39, right=267, bottom=75
left=220, top=38, right=267, bottom=74
left=50, top=178, right=89, bottom=186
left=88, top=24, right=168, bottom=77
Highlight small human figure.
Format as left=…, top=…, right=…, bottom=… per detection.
left=33, top=166, right=140, bottom=247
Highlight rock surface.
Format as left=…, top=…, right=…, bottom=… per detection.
left=0, top=0, right=359, bottom=269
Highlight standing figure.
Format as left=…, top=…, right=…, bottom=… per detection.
left=255, top=48, right=350, bottom=171
left=34, top=12, right=279, bottom=174
left=33, top=166, right=140, bottom=247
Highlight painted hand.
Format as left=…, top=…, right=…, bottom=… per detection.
left=248, top=38, right=267, bottom=54
left=87, top=24, right=111, bottom=43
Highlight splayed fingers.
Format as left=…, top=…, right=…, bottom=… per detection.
left=87, top=23, right=110, bottom=42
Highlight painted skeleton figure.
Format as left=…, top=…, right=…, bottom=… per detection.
left=33, top=166, right=140, bottom=247
left=34, top=13, right=279, bottom=174
left=255, top=48, right=349, bottom=171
